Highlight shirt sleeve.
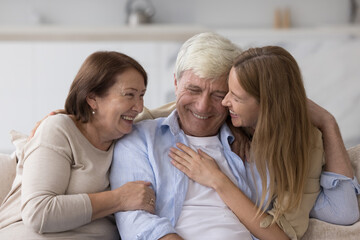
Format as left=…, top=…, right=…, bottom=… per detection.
left=261, top=128, right=324, bottom=240
left=21, top=124, right=92, bottom=233
left=310, top=171, right=360, bottom=225
left=110, top=131, right=176, bottom=240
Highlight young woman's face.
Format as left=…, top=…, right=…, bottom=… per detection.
left=93, top=68, right=146, bottom=140
left=222, top=67, right=259, bottom=130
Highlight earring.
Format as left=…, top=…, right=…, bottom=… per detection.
left=92, top=110, right=95, bottom=115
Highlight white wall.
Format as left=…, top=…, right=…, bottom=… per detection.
left=0, top=0, right=359, bottom=153
left=0, top=0, right=358, bottom=27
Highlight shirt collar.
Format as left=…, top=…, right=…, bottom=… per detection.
left=161, top=109, right=235, bottom=147
left=161, top=109, right=182, bottom=136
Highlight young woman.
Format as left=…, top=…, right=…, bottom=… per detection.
left=0, top=51, right=155, bottom=239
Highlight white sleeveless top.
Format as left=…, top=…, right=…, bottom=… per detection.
left=175, top=134, right=252, bottom=240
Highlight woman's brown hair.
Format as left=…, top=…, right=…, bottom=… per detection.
left=65, top=51, right=147, bottom=122
left=233, top=46, right=312, bottom=222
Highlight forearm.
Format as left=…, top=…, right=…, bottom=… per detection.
left=320, top=115, right=353, bottom=178
left=22, top=193, right=92, bottom=233
left=114, top=210, right=177, bottom=240
left=213, top=173, right=289, bottom=240
left=21, top=148, right=93, bottom=233
left=89, top=190, right=118, bottom=221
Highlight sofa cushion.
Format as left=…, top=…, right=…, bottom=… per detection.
left=0, top=153, right=16, bottom=204
left=302, top=144, right=360, bottom=240
left=303, top=219, right=360, bottom=240
left=348, top=144, right=360, bottom=210
left=0, top=130, right=28, bottom=205
left=349, top=144, right=360, bottom=182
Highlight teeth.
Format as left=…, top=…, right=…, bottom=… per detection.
left=229, top=110, right=237, bottom=115
left=192, top=112, right=209, bottom=120
left=121, top=115, right=135, bottom=121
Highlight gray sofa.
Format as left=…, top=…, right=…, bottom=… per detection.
left=1, top=131, right=359, bottom=239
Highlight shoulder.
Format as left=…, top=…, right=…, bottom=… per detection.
left=135, top=102, right=176, bottom=122
left=39, top=114, right=74, bottom=131
left=27, top=114, right=77, bottom=151
left=310, top=126, right=324, bottom=152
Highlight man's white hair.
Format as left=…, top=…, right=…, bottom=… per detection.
left=175, top=32, right=241, bottom=81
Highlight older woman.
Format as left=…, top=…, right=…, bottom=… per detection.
left=0, top=51, right=155, bottom=239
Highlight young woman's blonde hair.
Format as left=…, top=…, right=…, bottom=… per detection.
left=233, top=46, right=312, bottom=222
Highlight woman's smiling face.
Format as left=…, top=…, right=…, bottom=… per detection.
left=222, top=67, right=259, bottom=130
left=92, top=68, right=146, bottom=140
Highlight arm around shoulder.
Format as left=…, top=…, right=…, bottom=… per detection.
left=307, top=99, right=353, bottom=178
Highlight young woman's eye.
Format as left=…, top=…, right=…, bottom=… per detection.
left=230, top=93, right=241, bottom=103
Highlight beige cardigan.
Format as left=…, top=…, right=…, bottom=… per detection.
left=0, top=115, right=118, bottom=239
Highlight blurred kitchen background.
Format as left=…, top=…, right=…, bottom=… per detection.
left=0, top=0, right=359, bottom=152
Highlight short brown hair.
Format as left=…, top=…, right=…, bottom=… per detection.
left=65, top=51, right=147, bottom=122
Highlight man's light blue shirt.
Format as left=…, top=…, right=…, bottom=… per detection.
left=110, top=110, right=360, bottom=239
left=110, top=110, right=263, bottom=239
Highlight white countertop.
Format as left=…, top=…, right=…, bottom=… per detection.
left=0, top=24, right=358, bottom=41
left=0, top=24, right=210, bottom=41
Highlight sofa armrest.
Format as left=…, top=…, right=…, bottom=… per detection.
left=0, top=153, right=17, bottom=204
left=303, top=144, right=360, bottom=240
left=303, top=218, right=360, bottom=240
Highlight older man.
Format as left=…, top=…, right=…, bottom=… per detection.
left=110, top=32, right=359, bottom=240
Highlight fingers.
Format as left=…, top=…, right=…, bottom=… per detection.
left=169, top=147, right=192, bottom=169
left=145, top=199, right=155, bottom=214
left=133, top=180, right=152, bottom=186
left=175, top=143, right=198, bottom=158
left=135, top=182, right=156, bottom=213
left=197, top=149, right=212, bottom=160
left=170, top=157, right=191, bottom=177
left=53, top=109, right=66, bottom=115
left=143, top=187, right=156, bottom=214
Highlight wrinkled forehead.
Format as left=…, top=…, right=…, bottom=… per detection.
left=179, top=70, right=228, bottom=86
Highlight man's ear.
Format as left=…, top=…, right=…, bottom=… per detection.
left=86, top=93, right=97, bottom=110
left=174, top=74, right=178, bottom=91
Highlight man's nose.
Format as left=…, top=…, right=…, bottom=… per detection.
left=196, top=94, right=211, bottom=112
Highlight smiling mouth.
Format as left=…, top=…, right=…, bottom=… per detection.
left=192, top=111, right=209, bottom=120
left=121, top=115, right=136, bottom=121
left=229, top=110, right=238, bottom=116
